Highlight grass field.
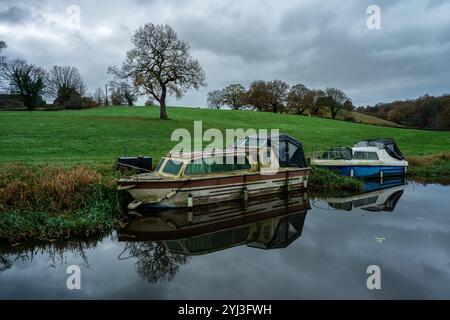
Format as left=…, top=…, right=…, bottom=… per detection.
left=1, top=106, right=450, bottom=166
left=313, top=109, right=402, bottom=128
left=340, top=110, right=403, bottom=127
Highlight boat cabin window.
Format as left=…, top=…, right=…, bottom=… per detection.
left=155, top=158, right=165, bottom=172
left=162, top=159, right=184, bottom=176
left=184, top=156, right=251, bottom=176
left=353, top=151, right=379, bottom=160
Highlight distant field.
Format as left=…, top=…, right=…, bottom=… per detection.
left=1, top=106, right=449, bottom=166
left=340, top=110, right=403, bottom=128
left=301, top=109, right=402, bottom=128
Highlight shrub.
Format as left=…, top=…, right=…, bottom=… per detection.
left=0, top=164, right=122, bottom=242
left=309, top=167, right=363, bottom=194
left=407, top=153, right=450, bottom=178
left=343, top=115, right=356, bottom=122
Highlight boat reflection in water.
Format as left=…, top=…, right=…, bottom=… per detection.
left=324, top=177, right=406, bottom=212
left=118, top=191, right=311, bottom=256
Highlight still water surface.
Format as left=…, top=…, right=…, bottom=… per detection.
left=1, top=180, right=449, bottom=299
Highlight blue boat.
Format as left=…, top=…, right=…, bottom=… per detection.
left=311, top=138, right=408, bottom=179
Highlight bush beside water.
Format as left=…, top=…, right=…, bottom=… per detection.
left=0, top=165, right=122, bottom=242
left=406, top=153, right=450, bottom=178
left=309, top=167, right=364, bottom=194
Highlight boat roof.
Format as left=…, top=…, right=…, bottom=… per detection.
left=166, top=147, right=248, bottom=160
left=354, top=138, right=405, bottom=160
left=352, top=146, right=382, bottom=152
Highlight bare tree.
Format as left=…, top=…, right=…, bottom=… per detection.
left=222, top=84, right=246, bottom=110
left=207, top=89, right=225, bottom=109
left=108, top=80, right=138, bottom=106
left=128, top=242, right=189, bottom=283
left=0, top=58, right=47, bottom=110
left=47, top=66, right=85, bottom=105
left=93, top=87, right=105, bottom=106
left=0, top=41, right=6, bottom=61
left=324, top=87, right=349, bottom=119
left=111, top=87, right=125, bottom=105
left=109, top=23, right=206, bottom=119
left=0, top=41, right=6, bottom=90
left=118, top=81, right=138, bottom=106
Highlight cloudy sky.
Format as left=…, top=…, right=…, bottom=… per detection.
left=0, top=0, right=449, bottom=107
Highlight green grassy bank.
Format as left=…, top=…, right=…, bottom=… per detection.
left=1, top=106, right=450, bottom=166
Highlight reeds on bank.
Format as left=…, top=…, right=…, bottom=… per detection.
left=0, top=164, right=122, bottom=242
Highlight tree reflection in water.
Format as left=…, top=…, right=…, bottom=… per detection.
left=124, top=241, right=189, bottom=283
left=0, top=235, right=105, bottom=273
left=0, top=255, right=13, bottom=272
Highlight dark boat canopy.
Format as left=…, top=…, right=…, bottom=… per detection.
left=354, top=138, right=405, bottom=160
left=239, top=133, right=308, bottom=168
left=269, top=134, right=308, bottom=168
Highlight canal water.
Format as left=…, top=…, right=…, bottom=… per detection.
left=1, top=180, right=449, bottom=299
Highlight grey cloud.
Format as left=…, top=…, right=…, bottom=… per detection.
left=0, top=0, right=449, bottom=107
left=0, top=6, right=33, bottom=24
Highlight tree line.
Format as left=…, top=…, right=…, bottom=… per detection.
left=357, top=94, right=450, bottom=130
left=207, top=81, right=353, bottom=119
left=0, top=40, right=139, bottom=110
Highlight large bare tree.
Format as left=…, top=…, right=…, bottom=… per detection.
left=47, top=66, right=85, bottom=105
left=109, top=23, right=206, bottom=119
left=0, top=58, right=47, bottom=110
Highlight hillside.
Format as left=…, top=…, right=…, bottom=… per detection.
left=1, top=106, right=450, bottom=166
left=357, top=94, right=450, bottom=130
left=320, top=110, right=403, bottom=128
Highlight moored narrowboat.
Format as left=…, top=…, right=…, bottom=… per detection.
left=118, top=134, right=310, bottom=209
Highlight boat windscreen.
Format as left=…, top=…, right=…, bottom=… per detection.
left=155, top=158, right=165, bottom=172
left=321, top=147, right=353, bottom=160
left=162, top=159, right=184, bottom=176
